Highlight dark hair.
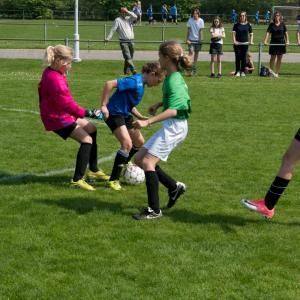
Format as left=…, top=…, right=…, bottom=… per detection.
left=211, top=16, right=222, bottom=28
left=238, top=11, right=248, bottom=23
left=191, top=8, right=200, bottom=17
left=159, top=41, right=192, bottom=71
left=273, top=11, right=282, bottom=23
left=142, top=62, right=165, bottom=79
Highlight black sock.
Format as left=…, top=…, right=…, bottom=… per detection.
left=155, top=165, right=177, bottom=191
left=89, top=131, right=98, bottom=172
left=145, top=171, right=160, bottom=213
left=126, top=147, right=139, bottom=164
left=73, top=143, right=92, bottom=181
left=264, top=176, right=290, bottom=209
left=110, top=150, right=129, bottom=181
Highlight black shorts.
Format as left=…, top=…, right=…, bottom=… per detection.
left=269, top=45, right=286, bottom=55
left=294, top=128, right=300, bottom=141
left=53, top=122, right=77, bottom=140
left=105, top=114, right=134, bottom=132
left=209, top=43, right=223, bottom=55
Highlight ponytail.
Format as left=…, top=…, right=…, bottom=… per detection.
left=43, top=44, right=73, bottom=67
left=43, top=46, right=56, bottom=66
left=178, top=53, right=192, bottom=71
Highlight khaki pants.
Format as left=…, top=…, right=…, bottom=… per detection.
left=120, top=41, right=135, bottom=74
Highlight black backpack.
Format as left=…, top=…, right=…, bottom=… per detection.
left=260, top=65, right=270, bottom=77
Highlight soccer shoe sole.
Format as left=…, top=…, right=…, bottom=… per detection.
left=240, top=199, right=273, bottom=220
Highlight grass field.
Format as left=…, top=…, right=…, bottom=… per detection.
left=0, top=19, right=299, bottom=53
left=0, top=59, right=300, bottom=299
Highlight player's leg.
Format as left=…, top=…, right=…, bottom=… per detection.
left=133, top=150, right=162, bottom=220
left=275, top=54, right=283, bottom=75
left=240, top=45, right=248, bottom=75
left=234, top=45, right=241, bottom=76
left=76, top=118, right=109, bottom=181
left=192, top=48, right=199, bottom=75
left=269, top=54, right=276, bottom=72
left=210, top=54, right=216, bottom=77
left=120, top=42, right=130, bottom=74
left=241, top=134, right=300, bottom=218
left=128, top=42, right=136, bottom=73
left=128, top=127, right=144, bottom=163
left=69, top=124, right=95, bottom=191
left=217, top=54, right=222, bottom=77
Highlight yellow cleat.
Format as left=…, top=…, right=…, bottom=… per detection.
left=70, top=179, right=96, bottom=191
left=106, top=180, right=122, bottom=191
left=86, top=169, right=110, bottom=181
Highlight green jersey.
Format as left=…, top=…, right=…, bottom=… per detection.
left=162, top=72, right=191, bottom=120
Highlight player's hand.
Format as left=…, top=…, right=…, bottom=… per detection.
left=100, top=105, right=109, bottom=120
left=133, top=119, right=149, bottom=129
left=186, top=40, right=191, bottom=45
left=286, top=41, right=290, bottom=46
left=85, top=109, right=102, bottom=119
left=138, top=115, right=149, bottom=120
left=121, top=7, right=128, bottom=14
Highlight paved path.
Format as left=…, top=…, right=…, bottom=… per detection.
left=0, top=49, right=300, bottom=63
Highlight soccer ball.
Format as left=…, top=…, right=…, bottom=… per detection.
left=123, top=164, right=145, bottom=185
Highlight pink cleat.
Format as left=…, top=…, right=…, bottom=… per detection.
left=240, top=199, right=275, bottom=219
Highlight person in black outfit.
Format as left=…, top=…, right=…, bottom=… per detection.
left=263, top=11, right=289, bottom=77
left=232, top=11, right=254, bottom=77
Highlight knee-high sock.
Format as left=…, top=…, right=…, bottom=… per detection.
left=110, top=149, right=129, bottom=181
left=264, top=176, right=290, bottom=209
left=89, top=131, right=98, bottom=172
left=145, top=171, right=160, bottom=213
left=155, top=165, right=177, bottom=191
left=126, top=147, right=139, bottom=164
left=73, top=143, right=92, bottom=181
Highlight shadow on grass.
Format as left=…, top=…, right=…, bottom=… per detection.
left=35, top=197, right=134, bottom=216
left=165, top=208, right=300, bottom=232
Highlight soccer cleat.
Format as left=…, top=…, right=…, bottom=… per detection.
left=106, top=180, right=122, bottom=191
left=86, top=169, right=110, bottom=181
left=167, top=182, right=186, bottom=208
left=132, top=207, right=163, bottom=220
left=191, top=67, right=197, bottom=76
left=70, top=179, right=96, bottom=191
left=210, top=73, right=216, bottom=78
left=216, top=73, right=222, bottom=78
left=240, top=199, right=275, bottom=219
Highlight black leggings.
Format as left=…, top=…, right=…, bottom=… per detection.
left=234, top=44, right=249, bottom=73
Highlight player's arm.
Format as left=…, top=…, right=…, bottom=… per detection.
left=263, top=32, right=270, bottom=45
left=297, top=31, right=300, bottom=45
left=232, top=30, right=237, bottom=45
left=285, top=31, right=290, bottom=45
left=186, top=27, right=191, bottom=44
left=134, top=108, right=177, bottom=129
left=199, top=28, right=204, bottom=42
left=249, top=32, right=254, bottom=45
left=131, top=107, right=148, bottom=120
left=106, top=20, right=118, bottom=41
left=123, top=7, right=137, bottom=21
left=148, top=101, right=163, bottom=115
left=100, top=79, right=117, bottom=119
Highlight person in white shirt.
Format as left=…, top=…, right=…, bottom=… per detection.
left=186, top=8, right=205, bottom=75
left=106, top=7, right=137, bottom=75
left=209, top=16, right=225, bottom=78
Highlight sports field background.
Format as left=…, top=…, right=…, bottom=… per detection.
left=0, top=59, right=299, bottom=299
left=0, top=19, right=299, bottom=53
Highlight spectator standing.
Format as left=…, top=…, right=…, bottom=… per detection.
left=147, top=4, right=154, bottom=24
left=133, top=2, right=142, bottom=25
left=263, top=11, right=289, bottom=77
left=170, top=3, right=178, bottom=24
left=186, top=8, right=205, bottom=75
left=255, top=10, right=260, bottom=25
left=209, top=16, right=225, bottom=78
left=231, top=9, right=237, bottom=24
left=106, top=7, right=137, bottom=75
left=162, top=4, right=168, bottom=25
left=232, top=11, right=254, bottom=77
left=264, top=10, right=271, bottom=24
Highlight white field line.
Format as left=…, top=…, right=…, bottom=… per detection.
left=0, top=105, right=114, bottom=183
left=0, top=153, right=115, bottom=183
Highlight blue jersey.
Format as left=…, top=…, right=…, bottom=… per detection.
left=170, top=6, right=177, bottom=16
left=108, top=73, right=144, bottom=117
left=147, top=7, right=153, bottom=17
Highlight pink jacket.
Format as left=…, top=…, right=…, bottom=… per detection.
left=38, top=67, right=86, bottom=131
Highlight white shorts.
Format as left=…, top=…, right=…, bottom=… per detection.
left=144, top=118, right=188, bottom=161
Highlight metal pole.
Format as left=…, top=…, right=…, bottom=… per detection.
left=44, top=22, right=47, bottom=44
left=258, top=42, right=262, bottom=75
left=73, top=0, right=81, bottom=62
left=104, top=23, right=107, bottom=45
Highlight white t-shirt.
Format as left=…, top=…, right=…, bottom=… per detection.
left=187, top=17, right=205, bottom=41
left=210, top=27, right=225, bottom=44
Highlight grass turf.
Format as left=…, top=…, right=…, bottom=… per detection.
left=0, top=59, right=299, bottom=299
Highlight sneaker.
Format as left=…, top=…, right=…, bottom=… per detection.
left=216, top=73, right=222, bottom=78
left=210, top=73, right=215, bottom=78
left=240, top=199, right=275, bottom=219
left=86, top=169, right=110, bottom=182
left=235, top=71, right=240, bottom=77
left=191, top=68, right=197, bottom=76
left=106, top=180, right=122, bottom=191
left=167, top=182, right=186, bottom=208
left=70, top=179, right=96, bottom=191
left=240, top=72, right=246, bottom=77
left=132, top=207, right=163, bottom=220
